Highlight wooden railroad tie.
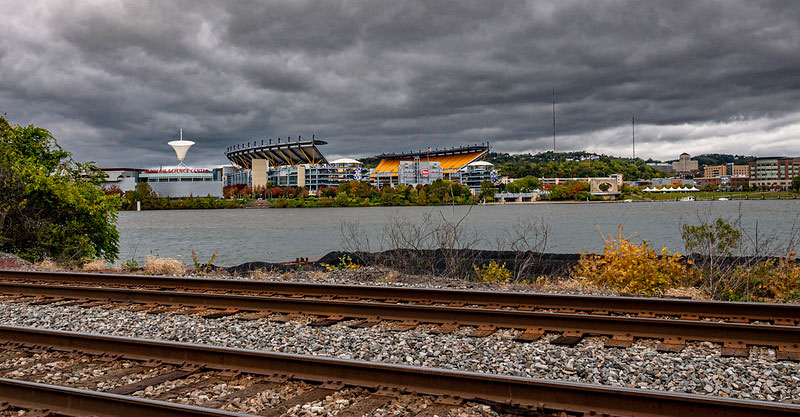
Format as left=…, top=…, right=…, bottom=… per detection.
left=656, top=336, right=686, bottom=353
left=469, top=324, right=497, bottom=337
left=428, top=321, right=459, bottom=335
left=551, top=330, right=584, bottom=346
left=309, top=314, right=347, bottom=327
left=513, top=328, right=544, bottom=343
left=348, top=318, right=382, bottom=328
left=605, top=333, right=634, bottom=348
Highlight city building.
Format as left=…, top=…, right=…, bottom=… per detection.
left=646, top=162, right=674, bottom=173
left=728, top=163, right=750, bottom=177
left=696, top=163, right=751, bottom=190
left=329, top=158, right=364, bottom=183
left=748, top=157, right=800, bottom=188
left=649, top=177, right=696, bottom=187
left=694, top=176, right=721, bottom=189
left=138, top=167, right=224, bottom=198
left=703, top=164, right=750, bottom=179
left=672, top=153, right=699, bottom=173
left=452, top=160, right=496, bottom=191
left=703, top=165, right=726, bottom=178
left=727, top=176, right=750, bottom=189
left=98, top=132, right=225, bottom=198
left=99, top=168, right=142, bottom=192
left=103, top=132, right=224, bottom=198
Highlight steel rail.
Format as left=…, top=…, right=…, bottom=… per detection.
left=0, top=282, right=798, bottom=352
left=0, top=325, right=798, bottom=417
left=2, top=269, right=798, bottom=323
left=0, top=377, right=257, bottom=417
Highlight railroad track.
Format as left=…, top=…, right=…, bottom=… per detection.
left=0, top=270, right=799, bottom=359
left=0, top=325, right=798, bottom=417
left=2, top=269, right=799, bottom=325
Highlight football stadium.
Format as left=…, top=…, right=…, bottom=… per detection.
left=224, top=137, right=495, bottom=193
left=370, top=144, right=493, bottom=189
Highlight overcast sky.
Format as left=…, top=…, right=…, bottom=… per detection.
left=2, top=1, right=799, bottom=168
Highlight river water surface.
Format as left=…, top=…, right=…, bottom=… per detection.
left=117, top=201, right=800, bottom=266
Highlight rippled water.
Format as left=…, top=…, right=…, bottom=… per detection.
left=117, top=200, right=800, bottom=266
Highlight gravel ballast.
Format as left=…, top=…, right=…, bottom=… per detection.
left=0, top=300, right=797, bottom=404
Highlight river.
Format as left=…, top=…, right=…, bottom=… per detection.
left=117, top=200, right=800, bottom=266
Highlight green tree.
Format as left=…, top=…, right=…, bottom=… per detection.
left=479, top=181, right=497, bottom=200
left=134, top=182, right=156, bottom=205
left=0, top=116, right=120, bottom=263
left=505, top=176, right=541, bottom=193
left=792, top=176, right=800, bottom=191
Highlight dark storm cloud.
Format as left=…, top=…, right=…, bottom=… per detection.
left=2, top=0, right=800, bottom=166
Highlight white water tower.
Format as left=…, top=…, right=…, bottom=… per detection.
left=167, top=129, right=195, bottom=167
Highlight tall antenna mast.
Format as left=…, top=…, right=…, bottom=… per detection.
left=632, top=117, right=635, bottom=159
left=552, top=88, right=556, bottom=153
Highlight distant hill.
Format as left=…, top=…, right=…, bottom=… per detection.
left=357, top=150, right=669, bottom=180
left=485, top=151, right=668, bottom=180
left=358, top=156, right=382, bottom=168
left=660, top=153, right=755, bottom=166
left=688, top=153, right=756, bottom=167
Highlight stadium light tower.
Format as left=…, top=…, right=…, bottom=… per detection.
left=168, top=129, right=195, bottom=168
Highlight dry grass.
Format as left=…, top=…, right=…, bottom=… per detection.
left=304, top=270, right=328, bottom=281
left=82, top=259, right=107, bottom=271
left=665, top=286, right=710, bottom=300
left=248, top=268, right=279, bottom=280
left=533, top=278, right=618, bottom=295
left=195, top=268, right=231, bottom=278
left=34, top=258, right=60, bottom=271
left=380, top=270, right=400, bottom=284
left=143, top=256, right=185, bottom=275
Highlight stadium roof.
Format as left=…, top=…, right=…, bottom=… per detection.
left=371, top=144, right=489, bottom=178
left=225, top=136, right=328, bottom=169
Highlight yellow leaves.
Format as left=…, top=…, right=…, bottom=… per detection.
left=475, top=261, right=512, bottom=283
left=322, top=255, right=363, bottom=272
left=574, top=227, right=690, bottom=296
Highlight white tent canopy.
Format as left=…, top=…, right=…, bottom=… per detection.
left=643, top=185, right=700, bottom=192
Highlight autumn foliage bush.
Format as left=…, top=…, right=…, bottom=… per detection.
left=722, top=258, right=800, bottom=302
left=474, top=260, right=512, bottom=283
left=574, top=226, right=692, bottom=295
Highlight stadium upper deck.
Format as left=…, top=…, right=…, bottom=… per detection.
left=370, top=144, right=489, bottom=181
left=225, top=136, right=328, bottom=169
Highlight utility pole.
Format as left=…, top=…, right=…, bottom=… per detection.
left=552, top=88, right=556, bottom=153
left=632, top=117, right=636, bottom=159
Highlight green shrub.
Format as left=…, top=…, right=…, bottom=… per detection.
left=0, top=116, right=119, bottom=263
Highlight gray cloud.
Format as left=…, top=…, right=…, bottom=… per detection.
left=1, top=0, right=799, bottom=167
